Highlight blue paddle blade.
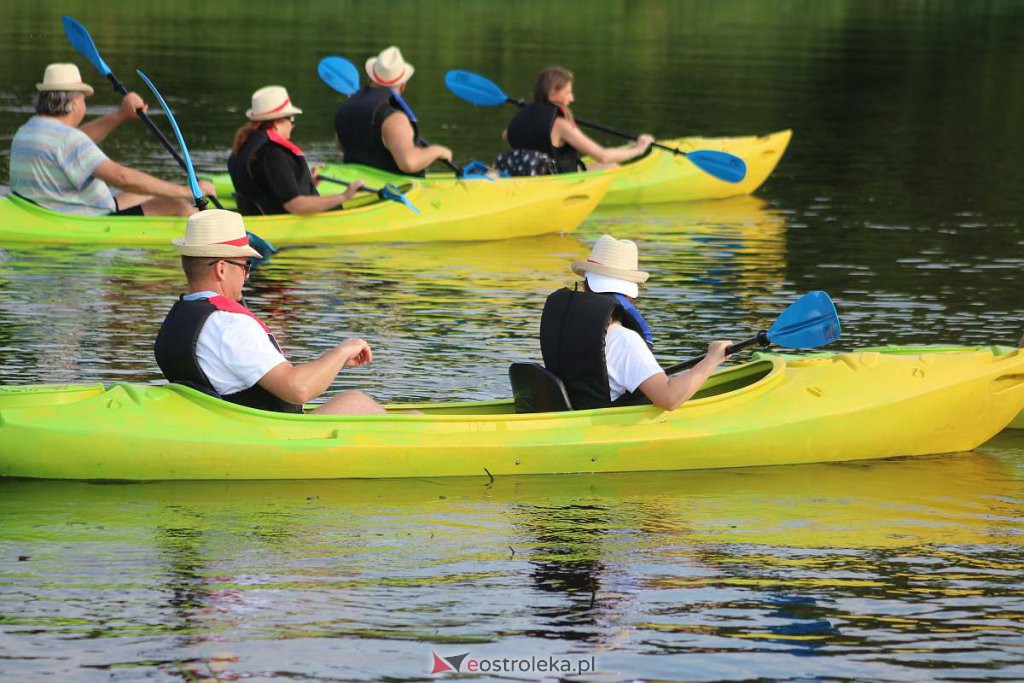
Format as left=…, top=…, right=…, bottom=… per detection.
left=246, top=231, right=278, bottom=259
left=460, top=160, right=493, bottom=180
left=317, top=56, right=360, bottom=96
left=685, top=149, right=747, bottom=184
left=380, top=183, right=420, bottom=214
left=135, top=70, right=203, bottom=203
left=62, top=16, right=111, bottom=77
left=766, top=291, right=841, bottom=349
left=445, top=70, right=509, bottom=107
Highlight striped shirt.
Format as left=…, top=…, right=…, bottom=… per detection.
left=8, top=116, right=116, bottom=216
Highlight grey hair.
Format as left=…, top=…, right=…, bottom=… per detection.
left=35, top=90, right=82, bottom=116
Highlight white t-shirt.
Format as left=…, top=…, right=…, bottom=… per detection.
left=605, top=323, right=663, bottom=401
left=185, top=292, right=288, bottom=395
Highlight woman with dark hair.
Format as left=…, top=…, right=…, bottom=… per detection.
left=228, top=86, right=364, bottom=216
left=499, top=66, right=653, bottom=176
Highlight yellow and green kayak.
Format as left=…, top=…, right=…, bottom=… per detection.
left=1, top=346, right=1021, bottom=481
left=0, top=172, right=611, bottom=246
left=216, top=130, right=792, bottom=208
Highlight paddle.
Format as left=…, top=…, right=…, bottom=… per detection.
left=62, top=16, right=226, bottom=209
left=135, top=70, right=277, bottom=260
left=663, top=291, right=841, bottom=375
left=317, top=56, right=472, bottom=178
left=444, top=69, right=748, bottom=184
left=318, top=174, right=421, bottom=214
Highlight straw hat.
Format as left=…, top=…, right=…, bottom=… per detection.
left=245, top=85, right=303, bottom=121
left=36, top=63, right=94, bottom=96
left=572, top=235, right=649, bottom=298
left=172, top=209, right=263, bottom=259
left=365, top=46, right=415, bottom=88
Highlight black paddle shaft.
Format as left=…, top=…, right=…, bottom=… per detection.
left=105, top=73, right=224, bottom=210
left=662, top=330, right=769, bottom=375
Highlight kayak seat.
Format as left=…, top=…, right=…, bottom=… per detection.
left=508, top=362, right=573, bottom=413
left=232, top=191, right=266, bottom=216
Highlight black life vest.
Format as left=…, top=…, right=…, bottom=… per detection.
left=506, top=102, right=583, bottom=174
left=154, top=295, right=303, bottom=414
left=539, top=288, right=653, bottom=410
left=227, top=129, right=317, bottom=216
left=335, top=86, right=425, bottom=177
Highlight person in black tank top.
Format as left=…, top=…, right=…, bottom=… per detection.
left=228, top=86, right=365, bottom=216
left=334, top=46, right=453, bottom=176
left=504, top=66, right=656, bottom=173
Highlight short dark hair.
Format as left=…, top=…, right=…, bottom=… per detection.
left=181, top=255, right=212, bottom=281
left=35, top=91, right=81, bottom=116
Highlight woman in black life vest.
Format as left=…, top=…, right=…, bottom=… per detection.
left=503, top=66, right=655, bottom=174
left=228, top=86, right=365, bottom=216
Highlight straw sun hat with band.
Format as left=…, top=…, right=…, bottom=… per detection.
left=571, top=235, right=649, bottom=299
left=173, top=209, right=263, bottom=259
left=365, top=46, right=415, bottom=88
left=36, top=63, right=94, bottom=96
left=245, top=85, right=303, bottom=122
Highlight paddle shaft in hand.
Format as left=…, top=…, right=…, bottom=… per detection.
left=388, top=89, right=463, bottom=176
left=62, top=16, right=223, bottom=209
left=662, top=291, right=842, bottom=375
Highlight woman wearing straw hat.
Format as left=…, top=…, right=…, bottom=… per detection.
left=540, top=235, right=731, bottom=411
left=155, top=209, right=385, bottom=415
left=229, top=85, right=365, bottom=216
left=499, top=66, right=654, bottom=176
left=8, top=63, right=216, bottom=216
left=334, top=46, right=453, bottom=176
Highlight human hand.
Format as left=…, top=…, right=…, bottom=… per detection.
left=338, top=338, right=373, bottom=367
left=340, top=179, right=366, bottom=203
left=636, top=133, right=655, bottom=151
left=434, top=145, right=454, bottom=163
left=311, top=163, right=325, bottom=184
left=198, top=180, right=217, bottom=198
left=705, top=340, right=733, bottom=366
left=119, top=92, right=147, bottom=120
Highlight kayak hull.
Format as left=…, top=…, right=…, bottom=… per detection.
left=0, top=173, right=611, bottom=246
left=1, top=347, right=1022, bottom=481
left=279, top=129, right=793, bottom=208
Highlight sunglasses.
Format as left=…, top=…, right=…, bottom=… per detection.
left=209, top=258, right=251, bottom=277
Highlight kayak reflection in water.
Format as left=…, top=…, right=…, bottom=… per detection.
left=228, top=85, right=365, bottom=216
left=499, top=66, right=653, bottom=176
left=540, top=235, right=731, bottom=411
left=154, top=210, right=386, bottom=415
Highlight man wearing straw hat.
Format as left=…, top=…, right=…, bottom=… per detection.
left=541, top=235, right=732, bottom=411
left=228, top=85, right=365, bottom=215
left=334, top=46, right=453, bottom=176
left=8, top=62, right=216, bottom=217
left=155, top=209, right=385, bottom=415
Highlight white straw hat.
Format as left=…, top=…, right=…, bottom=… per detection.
left=365, top=46, right=415, bottom=88
left=36, top=63, right=94, bottom=96
left=172, top=209, right=263, bottom=259
left=572, top=235, right=650, bottom=290
left=245, top=85, right=303, bottom=121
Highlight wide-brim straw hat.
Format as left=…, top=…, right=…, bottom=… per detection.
left=172, top=209, right=263, bottom=259
left=245, top=85, right=303, bottom=121
left=36, top=63, right=94, bottom=96
left=572, top=235, right=649, bottom=285
left=365, top=46, right=415, bottom=88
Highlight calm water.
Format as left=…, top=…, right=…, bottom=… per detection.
left=2, top=1, right=1024, bottom=680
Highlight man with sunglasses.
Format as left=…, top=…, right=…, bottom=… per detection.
left=228, top=85, right=364, bottom=216
left=155, top=209, right=385, bottom=414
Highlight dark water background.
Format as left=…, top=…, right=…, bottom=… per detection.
left=2, top=1, right=1024, bottom=680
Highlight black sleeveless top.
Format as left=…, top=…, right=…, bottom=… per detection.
left=154, top=295, right=303, bottom=414
left=335, top=86, right=425, bottom=177
left=539, top=288, right=652, bottom=410
left=506, top=102, right=583, bottom=174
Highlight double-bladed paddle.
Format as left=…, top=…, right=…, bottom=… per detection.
left=317, top=56, right=477, bottom=178
left=318, top=175, right=421, bottom=214
left=63, top=16, right=274, bottom=258
left=444, top=69, right=748, bottom=184
left=663, top=291, right=841, bottom=375
left=135, top=70, right=276, bottom=261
